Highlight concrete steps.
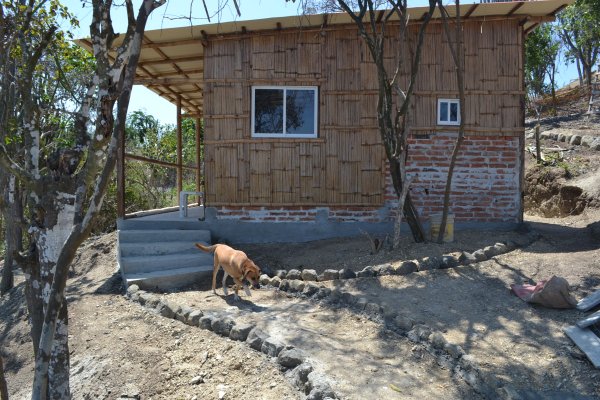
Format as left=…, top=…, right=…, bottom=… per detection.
left=118, top=226, right=213, bottom=291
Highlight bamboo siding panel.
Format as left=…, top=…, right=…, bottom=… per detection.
left=203, top=18, right=522, bottom=207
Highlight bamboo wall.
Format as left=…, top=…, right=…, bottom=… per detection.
left=203, top=18, right=523, bottom=207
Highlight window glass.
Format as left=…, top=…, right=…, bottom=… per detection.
left=286, top=89, right=315, bottom=135
left=252, top=86, right=318, bottom=137
left=254, top=89, right=284, bottom=134
left=450, top=102, right=458, bottom=122
left=440, top=102, right=448, bottom=122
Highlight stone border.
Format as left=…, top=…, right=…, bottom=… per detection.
left=125, top=234, right=539, bottom=399
left=263, top=234, right=538, bottom=285
left=536, top=130, right=600, bottom=150
left=125, top=285, right=338, bottom=400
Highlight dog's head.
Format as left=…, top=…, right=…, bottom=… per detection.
left=242, top=260, right=261, bottom=289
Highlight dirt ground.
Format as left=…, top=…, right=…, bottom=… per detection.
left=1, top=116, right=600, bottom=399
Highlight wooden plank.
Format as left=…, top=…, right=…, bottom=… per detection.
left=577, top=289, right=600, bottom=312
left=564, top=325, right=600, bottom=368
left=577, top=310, right=600, bottom=329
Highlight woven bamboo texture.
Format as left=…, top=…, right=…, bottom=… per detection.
left=203, top=19, right=523, bottom=206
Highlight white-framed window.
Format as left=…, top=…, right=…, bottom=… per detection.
left=437, top=98, right=460, bottom=126
left=251, top=86, right=318, bottom=138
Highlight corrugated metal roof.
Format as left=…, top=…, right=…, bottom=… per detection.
left=76, top=0, right=574, bottom=115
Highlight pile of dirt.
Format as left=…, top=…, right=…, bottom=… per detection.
left=523, top=115, right=600, bottom=216
left=524, top=165, right=587, bottom=217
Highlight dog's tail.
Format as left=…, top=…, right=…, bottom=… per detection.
left=195, top=243, right=217, bottom=253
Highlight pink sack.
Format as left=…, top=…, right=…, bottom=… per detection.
left=510, top=275, right=577, bottom=309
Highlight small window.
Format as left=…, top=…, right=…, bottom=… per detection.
left=252, top=86, right=318, bottom=138
left=437, top=99, right=460, bottom=126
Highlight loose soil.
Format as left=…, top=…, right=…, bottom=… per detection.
left=2, top=113, right=600, bottom=399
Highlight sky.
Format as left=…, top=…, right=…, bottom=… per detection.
left=61, top=0, right=578, bottom=125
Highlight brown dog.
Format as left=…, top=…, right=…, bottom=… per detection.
left=195, top=243, right=261, bottom=300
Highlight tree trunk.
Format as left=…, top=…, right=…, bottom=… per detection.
left=576, top=59, right=583, bottom=87
left=1, top=176, right=22, bottom=296
left=31, top=193, right=76, bottom=400
left=0, top=354, right=8, bottom=400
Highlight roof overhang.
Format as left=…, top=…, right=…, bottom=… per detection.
left=76, top=0, right=574, bottom=116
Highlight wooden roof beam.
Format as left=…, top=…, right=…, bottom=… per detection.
left=464, top=3, right=479, bottom=18
left=139, top=68, right=203, bottom=78
left=135, top=77, right=201, bottom=85
left=142, top=38, right=205, bottom=49
left=507, top=2, right=524, bottom=17
left=139, top=55, right=204, bottom=67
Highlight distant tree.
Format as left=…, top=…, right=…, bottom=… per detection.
left=558, top=0, right=600, bottom=87
left=525, top=24, right=560, bottom=113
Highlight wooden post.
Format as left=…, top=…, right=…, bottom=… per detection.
left=195, top=116, right=202, bottom=205
left=177, top=95, right=183, bottom=205
left=535, top=124, right=542, bottom=163
left=117, top=104, right=126, bottom=218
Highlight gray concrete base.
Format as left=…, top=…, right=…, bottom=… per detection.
left=119, top=206, right=519, bottom=245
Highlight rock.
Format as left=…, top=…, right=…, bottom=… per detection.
left=458, top=251, right=477, bottom=265
left=199, top=315, right=216, bottom=330
left=393, top=315, right=414, bottom=331
left=396, top=260, right=418, bottom=275
left=156, top=300, right=176, bottom=319
left=230, top=323, right=254, bottom=341
left=211, top=317, right=235, bottom=337
left=492, top=242, right=508, bottom=255
left=275, top=269, right=288, bottom=279
left=260, top=264, right=274, bottom=277
left=441, top=255, right=459, bottom=269
left=407, top=324, right=432, bottom=342
left=301, top=269, right=318, bottom=281
left=261, top=337, right=285, bottom=357
left=591, top=138, right=600, bottom=151
left=444, top=342, right=465, bottom=358
left=557, top=133, right=568, bottom=142
left=338, top=268, right=356, bottom=279
left=179, top=306, right=193, bottom=323
left=286, top=269, right=302, bottom=280
left=306, top=371, right=336, bottom=400
left=246, top=328, right=268, bottom=351
left=419, top=257, right=442, bottom=271
left=289, top=279, right=305, bottom=293
left=341, top=292, right=356, bottom=305
left=187, top=310, right=203, bottom=326
left=138, top=292, right=159, bottom=308
left=189, top=376, right=203, bottom=385
left=460, top=354, right=479, bottom=370
left=472, top=249, right=487, bottom=262
left=279, top=279, right=290, bottom=292
left=289, top=363, right=313, bottom=389
left=278, top=348, right=306, bottom=368
left=319, top=269, right=339, bottom=281
left=126, top=284, right=140, bottom=297
left=376, top=263, right=395, bottom=276
left=482, top=245, right=497, bottom=258
left=315, top=287, right=331, bottom=299
left=355, top=297, right=369, bottom=311
left=430, top=331, right=446, bottom=349
left=569, top=135, right=582, bottom=145
left=365, top=302, right=382, bottom=316
left=357, top=266, right=377, bottom=278
left=270, top=276, right=282, bottom=288
left=259, top=274, right=271, bottom=286
left=581, top=135, right=595, bottom=148
left=303, top=282, right=320, bottom=297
